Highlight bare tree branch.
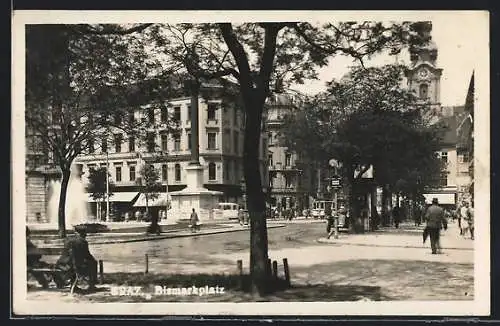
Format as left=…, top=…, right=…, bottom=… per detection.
left=258, top=24, right=283, bottom=97
left=218, top=23, right=253, bottom=91
left=75, top=23, right=154, bottom=35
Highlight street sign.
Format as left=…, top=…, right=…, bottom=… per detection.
left=331, top=178, right=341, bottom=187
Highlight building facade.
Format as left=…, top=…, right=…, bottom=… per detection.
left=75, top=89, right=268, bottom=219
left=456, top=73, right=475, bottom=205
left=404, top=23, right=460, bottom=207
left=266, top=93, right=317, bottom=213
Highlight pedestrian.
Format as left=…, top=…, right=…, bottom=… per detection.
left=462, top=203, right=474, bottom=240
left=414, top=204, right=422, bottom=226
left=189, top=208, right=200, bottom=233
left=135, top=210, right=142, bottom=221
left=393, top=205, right=401, bottom=228
left=458, top=201, right=470, bottom=236
left=423, top=198, right=447, bottom=254
left=468, top=205, right=475, bottom=240
left=238, top=208, right=245, bottom=226
left=326, top=212, right=337, bottom=239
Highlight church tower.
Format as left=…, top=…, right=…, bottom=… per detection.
left=405, top=22, right=443, bottom=117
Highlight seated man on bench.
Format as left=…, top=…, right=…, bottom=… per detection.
left=54, top=225, right=98, bottom=292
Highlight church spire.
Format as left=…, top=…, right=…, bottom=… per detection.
left=464, top=71, right=475, bottom=118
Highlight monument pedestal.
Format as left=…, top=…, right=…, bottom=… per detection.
left=169, top=163, right=222, bottom=222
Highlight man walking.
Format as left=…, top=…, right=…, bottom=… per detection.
left=457, top=201, right=470, bottom=236
left=424, top=198, right=447, bottom=255
left=190, top=208, right=200, bottom=233
left=463, top=203, right=474, bottom=240
left=393, top=204, right=401, bottom=229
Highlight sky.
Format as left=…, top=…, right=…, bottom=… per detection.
left=291, top=14, right=483, bottom=107
left=14, top=11, right=487, bottom=108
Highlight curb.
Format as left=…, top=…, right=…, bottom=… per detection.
left=38, top=224, right=287, bottom=249
left=316, top=238, right=474, bottom=251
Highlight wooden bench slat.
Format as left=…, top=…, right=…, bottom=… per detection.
left=28, top=268, right=63, bottom=273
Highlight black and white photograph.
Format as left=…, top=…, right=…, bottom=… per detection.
left=12, top=10, right=490, bottom=316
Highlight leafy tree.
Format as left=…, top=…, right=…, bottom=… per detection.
left=282, top=64, right=444, bottom=231
left=25, top=24, right=176, bottom=237
left=34, top=21, right=430, bottom=292
left=87, top=166, right=115, bottom=221
left=128, top=22, right=429, bottom=293
left=136, top=164, right=163, bottom=234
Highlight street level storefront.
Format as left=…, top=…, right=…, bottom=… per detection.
left=132, top=193, right=172, bottom=221
left=423, top=192, right=456, bottom=208
left=87, top=192, right=140, bottom=221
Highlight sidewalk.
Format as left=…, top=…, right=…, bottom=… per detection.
left=318, top=221, right=473, bottom=251
left=26, top=219, right=475, bottom=302
left=214, top=220, right=474, bottom=267
left=34, top=223, right=286, bottom=248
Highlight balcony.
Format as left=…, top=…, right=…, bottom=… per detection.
left=205, top=119, right=219, bottom=128
left=269, top=163, right=302, bottom=172
left=270, top=187, right=301, bottom=194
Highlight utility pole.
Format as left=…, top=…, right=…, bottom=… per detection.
left=163, top=151, right=169, bottom=221
left=106, top=151, right=110, bottom=222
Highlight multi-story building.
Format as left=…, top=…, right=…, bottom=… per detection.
left=266, top=92, right=316, bottom=213
left=76, top=84, right=268, bottom=219
left=456, top=73, right=475, bottom=204
left=25, top=126, right=60, bottom=223
left=404, top=22, right=462, bottom=207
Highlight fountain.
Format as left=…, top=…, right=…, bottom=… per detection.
left=43, top=164, right=91, bottom=230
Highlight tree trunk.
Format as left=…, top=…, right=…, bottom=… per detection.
left=370, top=185, right=378, bottom=231
left=243, top=96, right=269, bottom=295
left=342, top=165, right=356, bottom=233
left=96, top=201, right=100, bottom=221
left=145, top=196, right=149, bottom=221
left=58, top=169, right=70, bottom=238
left=351, top=180, right=362, bottom=233
left=381, top=185, right=389, bottom=226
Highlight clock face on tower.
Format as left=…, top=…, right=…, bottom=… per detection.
left=418, top=67, right=430, bottom=78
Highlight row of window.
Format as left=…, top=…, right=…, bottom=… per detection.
left=86, top=132, right=222, bottom=154
left=90, top=162, right=219, bottom=184
left=82, top=103, right=219, bottom=126
left=51, top=101, right=246, bottom=130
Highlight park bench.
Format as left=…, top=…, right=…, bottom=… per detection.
left=27, top=265, right=64, bottom=289
left=27, top=250, right=95, bottom=294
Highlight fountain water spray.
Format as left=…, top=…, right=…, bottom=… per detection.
left=46, top=164, right=91, bottom=228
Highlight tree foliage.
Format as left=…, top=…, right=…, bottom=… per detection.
left=137, top=164, right=162, bottom=202
left=26, top=21, right=431, bottom=289
left=87, top=166, right=114, bottom=202
left=282, top=64, right=445, bottom=228
left=25, top=24, right=178, bottom=237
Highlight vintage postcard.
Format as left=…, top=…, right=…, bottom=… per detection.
left=12, top=10, right=490, bottom=317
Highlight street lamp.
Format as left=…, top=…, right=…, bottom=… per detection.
left=106, top=151, right=110, bottom=222
left=160, top=151, right=169, bottom=221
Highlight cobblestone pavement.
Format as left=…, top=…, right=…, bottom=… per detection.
left=26, top=219, right=474, bottom=302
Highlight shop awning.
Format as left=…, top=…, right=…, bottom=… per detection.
left=423, top=193, right=456, bottom=205
left=87, top=192, right=139, bottom=203
left=133, top=193, right=172, bottom=207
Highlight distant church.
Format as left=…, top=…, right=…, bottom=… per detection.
left=404, top=22, right=474, bottom=207
left=405, top=22, right=443, bottom=121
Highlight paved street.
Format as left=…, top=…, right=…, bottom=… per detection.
left=27, top=218, right=474, bottom=302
